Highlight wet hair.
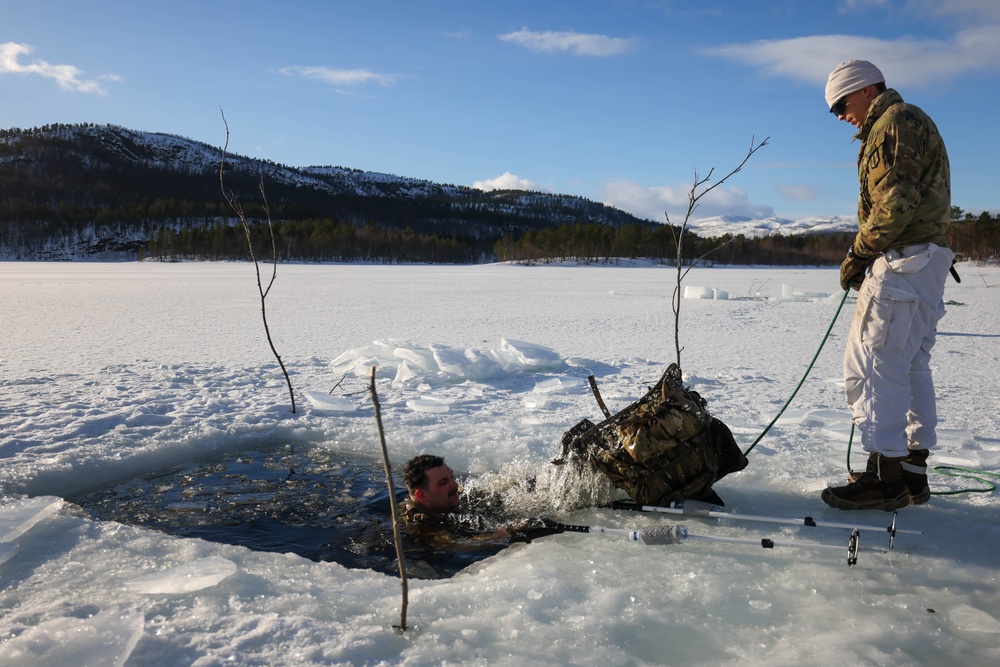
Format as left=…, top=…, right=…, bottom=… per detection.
left=403, top=454, right=445, bottom=492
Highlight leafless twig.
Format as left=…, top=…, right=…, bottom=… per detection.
left=667, top=136, right=769, bottom=372
left=219, top=109, right=296, bottom=413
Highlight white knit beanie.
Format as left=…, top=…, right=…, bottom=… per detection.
left=824, top=60, right=885, bottom=110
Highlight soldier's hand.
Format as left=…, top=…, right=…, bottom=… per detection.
left=840, top=247, right=874, bottom=291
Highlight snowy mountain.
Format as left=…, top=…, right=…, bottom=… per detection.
left=683, top=214, right=857, bottom=239
left=0, top=124, right=861, bottom=262
left=0, top=124, right=652, bottom=261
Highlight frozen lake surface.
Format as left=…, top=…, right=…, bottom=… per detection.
left=2, top=261, right=999, bottom=666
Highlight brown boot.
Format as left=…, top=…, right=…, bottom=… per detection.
left=822, top=455, right=909, bottom=511
left=902, top=449, right=931, bottom=505
left=847, top=452, right=877, bottom=484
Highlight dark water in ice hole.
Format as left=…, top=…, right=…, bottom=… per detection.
left=68, top=443, right=507, bottom=579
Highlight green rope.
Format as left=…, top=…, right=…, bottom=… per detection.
left=741, top=286, right=997, bottom=498
left=928, top=466, right=999, bottom=495
left=742, top=289, right=851, bottom=457
left=847, top=422, right=855, bottom=471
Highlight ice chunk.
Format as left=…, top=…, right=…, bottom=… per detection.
left=392, top=344, right=439, bottom=372
left=329, top=339, right=406, bottom=377
left=430, top=343, right=474, bottom=376
left=391, top=360, right=421, bottom=387
left=302, top=390, right=358, bottom=413
left=491, top=338, right=563, bottom=371
left=683, top=285, right=713, bottom=299
left=406, top=397, right=451, bottom=413
left=0, top=496, right=63, bottom=543
left=533, top=377, right=584, bottom=394
left=125, top=556, right=237, bottom=594
left=455, top=347, right=503, bottom=379
left=683, top=286, right=729, bottom=300
left=0, top=607, right=143, bottom=667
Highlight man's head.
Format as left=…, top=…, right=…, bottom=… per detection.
left=403, top=454, right=461, bottom=515
left=825, top=60, right=886, bottom=128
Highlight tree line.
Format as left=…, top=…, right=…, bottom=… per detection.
left=143, top=206, right=998, bottom=266
left=491, top=207, right=999, bottom=266
left=2, top=124, right=997, bottom=264
left=147, top=218, right=479, bottom=263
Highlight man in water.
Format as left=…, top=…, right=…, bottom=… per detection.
left=400, top=454, right=514, bottom=547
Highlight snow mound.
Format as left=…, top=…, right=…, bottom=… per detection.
left=330, top=337, right=565, bottom=386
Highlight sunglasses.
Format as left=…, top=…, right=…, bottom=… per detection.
left=830, top=96, right=847, bottom=116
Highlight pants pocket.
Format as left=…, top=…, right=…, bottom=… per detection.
left=861, top=286, right=918, bottom=353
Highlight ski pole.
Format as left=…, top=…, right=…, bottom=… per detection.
left=535, top=521, right=879, bottom=567
left=685, top=528, right=871, bottom=567
left=612, top=500, right=917, bottom=549
left=542, top=521, right=689, bottom=545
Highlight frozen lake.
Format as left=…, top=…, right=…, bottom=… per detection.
left=2, top=260, right=999, bottom=666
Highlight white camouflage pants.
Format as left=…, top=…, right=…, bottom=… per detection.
left=844, top=243, right=955, bottom=458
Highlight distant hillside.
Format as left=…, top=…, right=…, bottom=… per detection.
left=0, top=123, right=656, bottom=261
left=683, top=214, right=856, bottom=239
left=4, top=123, right=990, bottom=264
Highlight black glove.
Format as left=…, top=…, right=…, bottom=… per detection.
left=840, top=247, right=874, bottom=291
left=508, top=518, right=562, bottom=543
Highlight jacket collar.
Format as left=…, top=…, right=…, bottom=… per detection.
left=855, top=88, right=904, bottom=142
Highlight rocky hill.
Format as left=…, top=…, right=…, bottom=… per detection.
left=0, top=123, right=653, bottom=261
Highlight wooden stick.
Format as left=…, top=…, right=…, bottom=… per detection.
left=369, top=365, right=408, bottom=630
left=587, top=375, right=612, bottom=419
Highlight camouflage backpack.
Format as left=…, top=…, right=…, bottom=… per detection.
left=554, top=364, right=748, bottom=506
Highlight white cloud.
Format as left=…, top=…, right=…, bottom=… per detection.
left=706, top=1, right=1000, bottom=88
left=278, top=66, right=396, bottom=87
left=473, top=172, right=544, bottom=192
left=600, top=178, right=775, bottom=223
left=499, top=29, right=637, bottom=56
left=0, top=42, right=119, bottom=94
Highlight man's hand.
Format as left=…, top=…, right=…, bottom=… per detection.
left=507, top=518, right=561, bottom=543
left=840, top=247, right=874, bottom=291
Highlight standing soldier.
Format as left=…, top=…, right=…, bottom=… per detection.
left=821, top=60, right=955, bottom=511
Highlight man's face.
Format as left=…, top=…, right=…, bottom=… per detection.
left=415, top=464, right=461, bottom=514
left=834, top=87, right=874, bottom=129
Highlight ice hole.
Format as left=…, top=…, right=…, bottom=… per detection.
left=69, top=445, right=417, bottom=576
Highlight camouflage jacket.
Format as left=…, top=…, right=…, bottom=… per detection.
left=852, top=89, right=951, bottom=257
left=399, top=499, right=507, bottom=551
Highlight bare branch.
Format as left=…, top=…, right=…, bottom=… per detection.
left=220, top=109, right=296, bottom=413
left=670, top=136, right=769, bottom=371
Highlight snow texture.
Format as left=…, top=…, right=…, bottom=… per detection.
left=2, top=260, right=999, bottom=666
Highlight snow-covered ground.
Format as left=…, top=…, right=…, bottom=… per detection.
left=2, top=260, right=998, bottom=666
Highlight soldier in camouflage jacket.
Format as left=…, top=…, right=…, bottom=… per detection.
left=821, top=60, right=955, bottom=512
left=397, top=455, right=521, bottom=577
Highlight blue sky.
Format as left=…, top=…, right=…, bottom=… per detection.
left=3, top=0, right=999, bottom=223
